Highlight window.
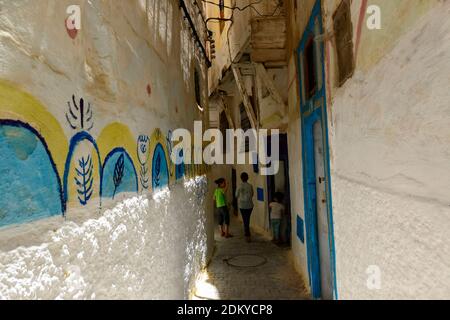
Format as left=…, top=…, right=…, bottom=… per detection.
left=333, top=0, right=355, bottom=86
left=219, top=0, right=225, bottom=33
left=303, top=37, right=318, bottom=101
left=219, top=111, right=229, bottom=153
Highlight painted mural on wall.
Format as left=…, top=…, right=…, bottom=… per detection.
left=0, top=81, right=208, bottom=228
left=166, top=130, right=185, bottom=181
left=64, top=95, right=101, bottom=208
left=64, top=131, right=102, bottom=210
left=150, top=129, right=170, bottom=191
left=102, top=148, right=138, bottom=199
left=75, top=155, right=94, bottom=205
left=152, top=143, right=169, bottom=190
left=137, top=135, right=150, bottom=190
left=175, top=149, right=185, bottom=180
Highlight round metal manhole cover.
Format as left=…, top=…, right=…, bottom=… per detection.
left=225, top=254, right=267, bottom=268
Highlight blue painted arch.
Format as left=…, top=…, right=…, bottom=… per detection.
left=0, top=120, right=63, bottom=227
left=101, top=147, right=138, bottom=198
left=152, top=143, right=169, bottom=190
left=175, top=148, right=185, bottom=180
left=63, top=131, right=102, bottom=212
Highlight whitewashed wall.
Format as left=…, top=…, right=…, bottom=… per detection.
left=329, top=2, right=450, bottom=299
left=0, top=180, right=210, bottom=299
left=0, top=0, right=213, bottom=299
left=286, top=0, right=450, bottom=299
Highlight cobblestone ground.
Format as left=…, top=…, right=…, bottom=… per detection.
left=193, top=217, right=310, bottom=300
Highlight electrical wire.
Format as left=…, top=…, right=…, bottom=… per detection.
left=202, top=0, right=264, bottom=13
left=202, top=0, right=281, bottom=18
left=193, top=0, right=211, bottom=33
left=203, top=0, right=282, bottom=64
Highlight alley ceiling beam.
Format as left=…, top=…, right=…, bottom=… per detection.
left=232, top=65, right=258, bottom=130
left=219, top=95, right=235, bottom=130
left=254, top=63, right=287, bottom=110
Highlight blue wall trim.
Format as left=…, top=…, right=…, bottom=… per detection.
left=257, top=187, right=264, bottom=202
left=297, top=215, right=305, bottom=243
left=296, top=0, right=338, bottom=300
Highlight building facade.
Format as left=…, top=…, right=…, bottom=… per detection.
left=207, top=0, right=450, bottom=299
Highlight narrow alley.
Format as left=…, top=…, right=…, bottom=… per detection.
left=0, top=0, right=449, bottom=302
left=194, top=217, right=308, bottom=300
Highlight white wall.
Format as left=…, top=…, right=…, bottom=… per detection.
left=285, top=0, right=450, bottom=299
left=0, top=179, right=210, bottom=299
left=329, top=2, right=450, bottom=299
left=286, top=53, right=310, bottom=294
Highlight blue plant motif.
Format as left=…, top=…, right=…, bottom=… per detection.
left=151, top=143, right=169, bottom=190
left=101, top=148, right=138, bottom=199
left=154, top=153, right=161, bottom=187
left=75, top=155, right=94, bottom=206
left=166, top=130, right=175, bottom=177
left=175, top=149, right=185, bottom=180
left=0, top=121, right=64, bottom=227
left=113, top=153, right=125, bottom=199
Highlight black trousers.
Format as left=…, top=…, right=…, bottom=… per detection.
left=240, top=208, right=253, bottom=237
left=217, top=206, right=230, bottom=226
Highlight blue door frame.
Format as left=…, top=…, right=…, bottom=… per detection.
left=296, top=0, right=338, bottom=300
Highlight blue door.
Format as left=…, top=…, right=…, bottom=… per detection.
left=297, top=0, right=337, bottom=300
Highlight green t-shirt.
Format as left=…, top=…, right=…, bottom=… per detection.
left=214, top=188, right=227, bottom=208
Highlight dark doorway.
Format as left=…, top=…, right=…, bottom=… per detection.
left=267, top=133, right=291, bottom=246
left=231, top=168, right=238, bottom=215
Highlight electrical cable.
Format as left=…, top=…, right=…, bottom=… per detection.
left=193, top=0, right=211, bottom=33
left=203, top=0, right=282, bottom=64
left=202, top=0, right=281, bottom=17
left=202, top=0, right=264, bottom=12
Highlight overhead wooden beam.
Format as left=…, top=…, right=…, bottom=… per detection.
left=232, top=65, right=257, bottom=130
left=254, top=63, right=287, bottom=109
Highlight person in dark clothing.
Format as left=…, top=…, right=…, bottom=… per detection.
left=235, top=172, right=254, bottom=242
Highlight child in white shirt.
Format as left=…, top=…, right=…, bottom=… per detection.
left=269, top=192, right=285, bottom=244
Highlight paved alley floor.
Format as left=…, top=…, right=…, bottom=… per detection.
left=193, top=217, right=309, bottom=300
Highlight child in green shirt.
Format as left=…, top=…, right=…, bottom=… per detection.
left=214, top=178, right=232, bottom=238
